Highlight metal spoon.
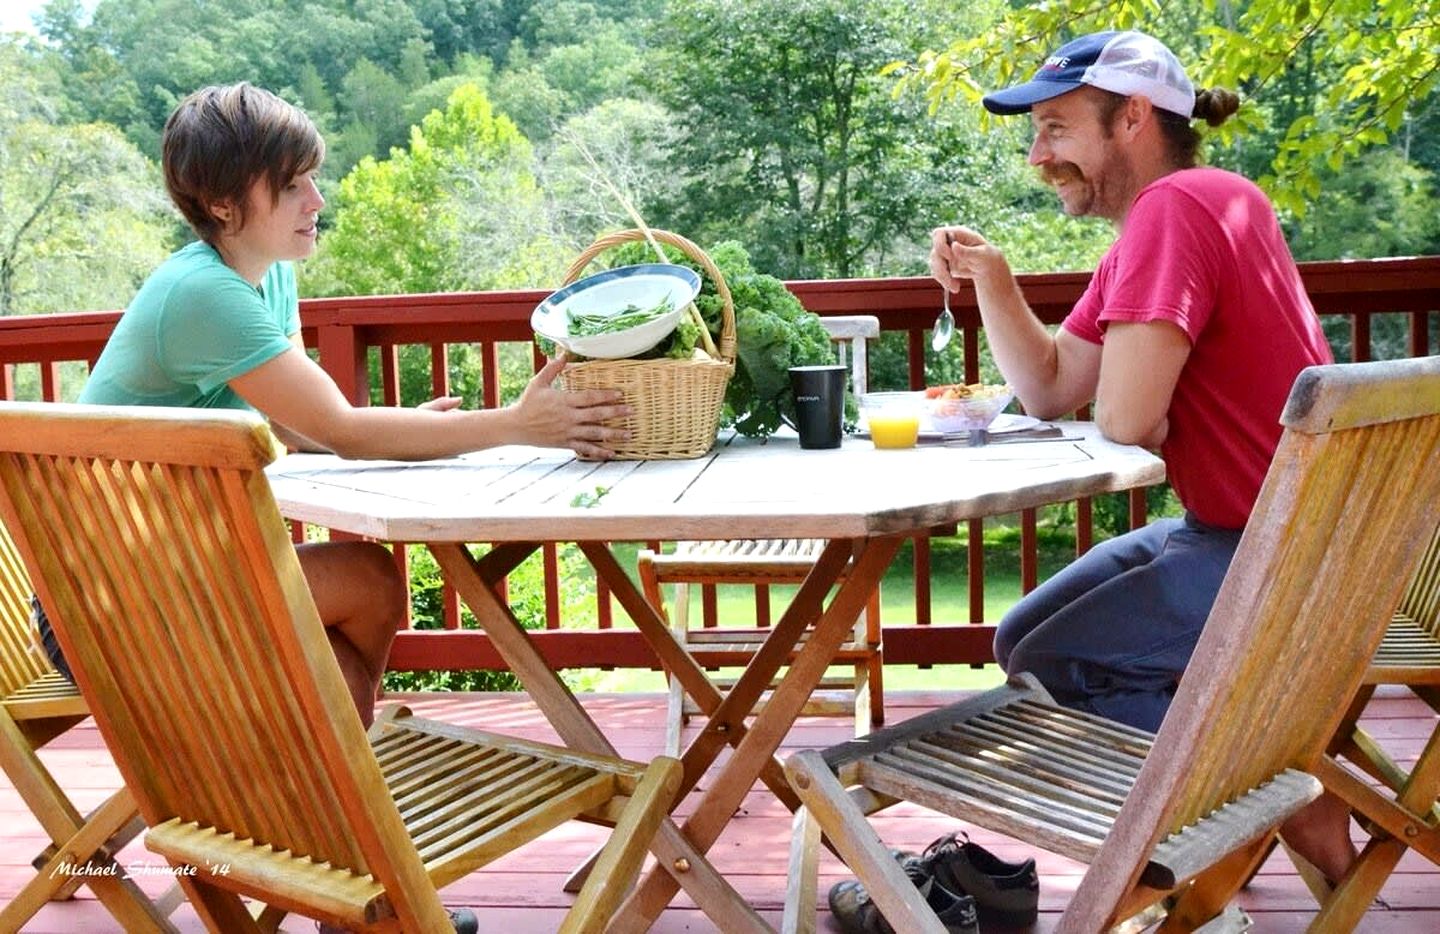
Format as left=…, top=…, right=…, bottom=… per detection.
left=932, top=285, right=954, bottom=352
left=932, top=230, right=956, bottom=352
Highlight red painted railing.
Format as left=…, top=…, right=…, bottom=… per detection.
left=3, top=256, right=1437, bottom=671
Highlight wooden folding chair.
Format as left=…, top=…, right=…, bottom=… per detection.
left=0, top=516, right=181, bottom=931
left=0, top=402, right=681, bottom=933
left=782, top=356, right=1440, bottom=933
left=1313, top=522, right=1440, bottom=928
left=639, top=316, right=885, bottom=756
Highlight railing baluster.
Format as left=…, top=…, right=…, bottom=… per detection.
left=1353, top=313, right=1372, bottom=363
left=1020, top=508, right=1038, bottom=594
left=1412, top=312, right=1431, bottom=358
left=1077, top=497, right=1094, bottom=555
left=913, top=536, right=933, bottom=625
left=431, top=343, right=450, bottom=398
left=380, top=343, right=401, bottom=406
left=41, top=362, right=61, bottom=401
left=543, top=543, right=560, bottom=629
left=1129, top=488, right=1148, bottom=531
left=967, top=517, right=984, bottom=625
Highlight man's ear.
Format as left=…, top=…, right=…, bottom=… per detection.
left=1119, top=95, right=1152, bottom=140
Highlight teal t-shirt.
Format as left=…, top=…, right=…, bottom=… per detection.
left=79, top=240, right=299, bottom=410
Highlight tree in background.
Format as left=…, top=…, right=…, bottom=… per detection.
left=647, top=0, right=952, bottom=279
left=0, top=38, right=172, bottom=316
left=540, top=98, right=685, bottom=249
left=304, top=83, right=553, bottom=296
left=893, top=0, right=1440, bottom=220
left=302, top=83, right=558, bottom=408
left=490, top=9, right=647, bottom=144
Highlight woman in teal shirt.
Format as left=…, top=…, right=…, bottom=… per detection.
left=56, top=83, right=630, bottom=738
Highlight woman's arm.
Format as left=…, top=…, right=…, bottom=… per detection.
left=230, top=348, right=630, bottom=460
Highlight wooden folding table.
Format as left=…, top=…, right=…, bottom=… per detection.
left=266, top=424, right=1164, bottom=931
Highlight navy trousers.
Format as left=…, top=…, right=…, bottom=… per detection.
left=993, top=515, right=1242, bottom=733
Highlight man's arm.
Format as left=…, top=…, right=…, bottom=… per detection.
left=932, top=226, right=1191, bottom=445
left=1092, top=320, right=1190, bottom=448
left=932, top=226, right=1100, bottom=418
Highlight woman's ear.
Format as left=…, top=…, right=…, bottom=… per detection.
left=208, top=200, right=236, bottom=230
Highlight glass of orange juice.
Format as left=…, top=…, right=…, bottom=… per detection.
left=859, top=392, right=923, bottom=449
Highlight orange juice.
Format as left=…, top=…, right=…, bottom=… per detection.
left=868, top=414, right=920, bottom=449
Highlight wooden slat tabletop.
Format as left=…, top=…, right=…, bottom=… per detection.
left=265, top=423, right=1165, bottom=543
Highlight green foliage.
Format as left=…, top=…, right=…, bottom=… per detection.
left=0, top=39, right=173, bottom=316
left=383, top=540, right=598, bottom=692
left=647, top=0, right=991, bottom=279
left=889, top=0, right=1440, bottom=219
left=303, top=82, right=559, bottom=297
left=541, top=98, right=685, bottom=248
left=1288, top=149, right=1440, bottom=261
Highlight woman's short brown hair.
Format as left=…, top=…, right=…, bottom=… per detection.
left=162, top=83, right=325, bottom=243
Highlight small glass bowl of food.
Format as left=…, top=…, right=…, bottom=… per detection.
left=859, top=391, right=926, bottom=449
left=925, top=383, right=1015, bottom=435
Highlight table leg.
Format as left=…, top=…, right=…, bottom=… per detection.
left=583, top=541, right=847, bottom=806
left=614, top=535, right=905, bottom=930
left=429, top=542, right=768, bottom=933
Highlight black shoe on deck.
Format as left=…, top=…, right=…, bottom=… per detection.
left=904, top=831, right=1040, bottom=930
left=828, top=853, right=979, bottom=934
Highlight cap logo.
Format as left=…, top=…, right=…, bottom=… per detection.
left=1041, top=55, right=1071, bottom=71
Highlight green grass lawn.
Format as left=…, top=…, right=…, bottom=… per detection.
left=566, top=527, right=1080, bottom=694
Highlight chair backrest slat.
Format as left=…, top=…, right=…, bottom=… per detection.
left=1065, top=357, right=1440, bottom=925
left=1400, top=524, right=1440, bottom=634
left=0, top=520, right=47, bottom=697
left=0, top=403, right=433, bottom=900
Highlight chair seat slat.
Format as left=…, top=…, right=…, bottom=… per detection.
left=884, top=739, right=1131, bottom=817
left=860, top=758, right=1110, bottom=862
left=406, top=760, right=588, bottom=844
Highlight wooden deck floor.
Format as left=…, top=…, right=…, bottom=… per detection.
left=4, top=686, right=1439, bottom=932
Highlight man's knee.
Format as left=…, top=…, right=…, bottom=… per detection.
left=993, top=600, right=1045, bottom=672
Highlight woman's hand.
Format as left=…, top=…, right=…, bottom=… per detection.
left=508, top=355, right=632, bottom=458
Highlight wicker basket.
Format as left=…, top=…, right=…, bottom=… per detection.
left=557, top=229, right=736, bottom=460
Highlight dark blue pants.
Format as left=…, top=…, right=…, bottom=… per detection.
left=993, top=515, right=1242, bottom=733
left=31, top=595, right=73, bottom=682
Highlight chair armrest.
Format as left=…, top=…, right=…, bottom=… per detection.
left=1140, top=768, right=1323, bottom=889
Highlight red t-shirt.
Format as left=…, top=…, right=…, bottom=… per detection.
left=1062, top=167, right=1332, bottom=529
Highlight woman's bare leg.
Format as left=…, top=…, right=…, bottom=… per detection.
left=296, top=541, right=406, bottom=726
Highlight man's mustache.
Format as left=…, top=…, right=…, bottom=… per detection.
left=1037, top=162, right=1085, bottom=187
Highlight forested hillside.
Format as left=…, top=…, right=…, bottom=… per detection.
left=3, top=0, right=1438, bottom=318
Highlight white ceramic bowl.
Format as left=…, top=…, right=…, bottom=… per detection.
left=532, top=264, right=701, bottom=359
left=927, top=385, right=1014, bottom=433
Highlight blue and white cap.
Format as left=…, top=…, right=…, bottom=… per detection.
left=982, top=31, right=1195, bottom=118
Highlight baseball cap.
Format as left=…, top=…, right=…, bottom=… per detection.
left=982, top=31, right=1195, bottom=118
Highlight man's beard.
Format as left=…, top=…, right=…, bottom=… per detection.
left=1037, top=150, right=1133, bottom=221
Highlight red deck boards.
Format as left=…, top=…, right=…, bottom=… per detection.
left=3, top=687, right=1437, bottom=932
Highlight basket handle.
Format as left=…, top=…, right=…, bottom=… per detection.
left=562, top=229, right=736, bottom=364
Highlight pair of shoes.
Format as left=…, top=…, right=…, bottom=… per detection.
left=828, top=854, right=979, bottom=934
left=318, top=908, right=478, bottom=933
left=902, top=831, right=1040, bottom=929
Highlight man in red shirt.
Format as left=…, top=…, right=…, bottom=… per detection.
left=930, top=30, right=1347, bottom=883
